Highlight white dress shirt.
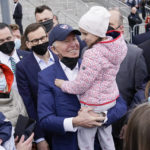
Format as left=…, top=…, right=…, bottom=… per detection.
left=59, top=61, right=79, bottom=132
left=0, top=50, right=20, bottom=91
left=33, top=51, right=54, bottom=70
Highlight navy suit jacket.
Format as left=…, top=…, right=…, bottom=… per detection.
left=132, top=31, right=150, bottom=45
left=38, top=59, right=127, bottom=150
left=0, top=112, right=12, bottom=144
left=17, top=49, right=29, bottom=60
left=16, top=51, right=57, bottom=140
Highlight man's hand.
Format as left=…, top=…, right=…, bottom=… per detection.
left=16, top=133, right=34, bottom=150
left=37, top=140, right=50, bottom=150
left=73, top=107, right=105, bottom=128
left=55, top=79, right=65, bottom=88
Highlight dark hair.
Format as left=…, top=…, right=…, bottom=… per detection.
left=24, top=23, right=46, bottom=41
left=124, top=103, right=150, bottom=150
left=0, top=22, right=12, bottom=33
left=35, top=5, right=52, bottom=15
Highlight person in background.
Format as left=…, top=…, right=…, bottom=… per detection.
left=9, top=24, right=21, bottom=50
left=128, top=7, right=142, bottom=37
left=123, top=102, right=150, bottom=150
left=109, top=8, right=148, bottom=150
left=13, top=0, right=23, bottom=34
left=0, top=23, right=29, bottom=91
left=0, top=63, right=27, bottom=127
left=35, top=5, right=54, bottom=33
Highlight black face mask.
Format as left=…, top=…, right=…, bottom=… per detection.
left=40, top=19, right=54, bottom=33
left=0, top=41, right=15, bottom=55
left=32, top=42, right=49, bottom=55
left=61, top=57, right=79, bottom=70
left=107, top=26, right=115, bottom=31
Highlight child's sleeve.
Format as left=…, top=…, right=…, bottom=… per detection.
left=61, top=49, right=101, bottom=95
left=0, top=112, right=12, bottom=144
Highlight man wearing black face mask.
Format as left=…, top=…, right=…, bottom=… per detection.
left=16, top=23, right=55, bottom=150
left=35, top=5, right=54, bottom=34
left=0, top=23, right=29, bottom=90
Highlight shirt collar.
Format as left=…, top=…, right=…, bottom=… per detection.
left=33, top=50, right=54, bottom=64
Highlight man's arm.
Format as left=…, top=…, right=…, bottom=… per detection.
left=16, top=62, right=44, bottom=141
left=38, top=72, right=104, bottom=134
left=105, top=96, right=127, bottom=126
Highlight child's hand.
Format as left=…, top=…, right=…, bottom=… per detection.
left=55, top=79, right=65, bottom=88
left=0, top=139, right=3, bottom=145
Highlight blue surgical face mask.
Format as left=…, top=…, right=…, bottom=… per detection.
left=0, top=75, right=7, bottom=91
left=14, top=38, right=21, bottom=50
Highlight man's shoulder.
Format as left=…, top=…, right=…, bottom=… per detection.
left=17, top=49, right=30, bottom=59
left=127, top=44, right=143, bottom=56
left=16, top=52, right=34, bottom=67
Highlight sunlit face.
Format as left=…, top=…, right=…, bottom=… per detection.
left=35, top=9, right=53, bottom=23
left=52, top=33, right=80, bottom=58
left=0, top=27, right=14, bottom=46
left=79, top=28, right=99, bottom=47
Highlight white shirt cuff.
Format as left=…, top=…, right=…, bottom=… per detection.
left=63, top=118, right=77, bottom=132
left=35, top=138, right=45, bottom=143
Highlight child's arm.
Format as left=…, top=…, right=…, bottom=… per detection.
left=56, top=49, right=101, bottom=95
left=0, top=112, right=12, bottom=144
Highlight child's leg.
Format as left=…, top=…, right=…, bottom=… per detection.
left=78, top=127, right=97, bottom=150
left=97, top=125, right=115, bottom=150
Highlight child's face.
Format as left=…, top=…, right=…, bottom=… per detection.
left=79, top=28, right=99, bottom=47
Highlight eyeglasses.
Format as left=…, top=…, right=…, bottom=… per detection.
left=29, top=35, right=48, bottom=45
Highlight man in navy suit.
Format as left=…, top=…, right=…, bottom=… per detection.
left=13, top=0, right=23, bottom=34
left=38, top=24, right=127, bottom=150
left=0, top=23, right=29, bottom=90
left=16, top=23, right=55, bottom=150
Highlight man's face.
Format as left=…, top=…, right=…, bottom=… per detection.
left=26, top=27, right=48, bottom=49
left=35, top=9, right=53, bottom=23
left=52, top=33, right=80, bottom=58
left=0, top=27, right=14, bottom=46
left=109, top=11, right=124, bottom=33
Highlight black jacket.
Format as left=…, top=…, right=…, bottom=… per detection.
left=13, top=2, right=22, bottom=19
left=128, top=12, right=142, bottom=29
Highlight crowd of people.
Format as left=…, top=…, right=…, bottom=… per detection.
left=0, top=0, right=150, bottom=150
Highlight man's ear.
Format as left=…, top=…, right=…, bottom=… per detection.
left=26, top=41, right=32, bottom=49
left=50, top=46, right=59, bottom=55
